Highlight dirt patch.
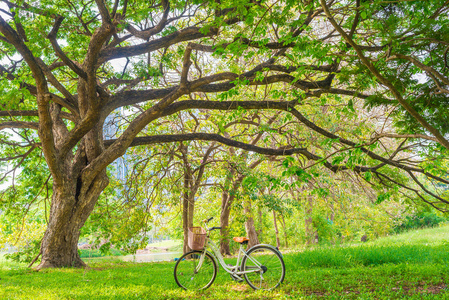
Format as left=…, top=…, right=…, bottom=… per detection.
left=427, top=283, right=447, bottom=294
left=299, top=283, right=448, bottom=298
left=400, top=282, right=448, bottom=295
left=231, top=284, right=250, bottom=292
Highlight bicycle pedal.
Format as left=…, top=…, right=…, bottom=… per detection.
left=230, top=273, right=244, bottom=282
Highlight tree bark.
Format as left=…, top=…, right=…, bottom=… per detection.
left=257, top=206, right=263, bottom=237
left=280, top=214, right=288, bottom=248
left=220, top=190, right=232, bottom=255
left=37, top=168, right=108, bottom=269
left=219, top=159, right=263, bottom=254
left=244, top=199, right=259, bottom=248
left=305, top=193, right=314, bottom=245
left=273, top=210, right=281, bottom=249
left=181, top=193, right=195, bottom=253
left=182, top=172, right=192, bottom=254
left=37, top=187, right=85, bottom=269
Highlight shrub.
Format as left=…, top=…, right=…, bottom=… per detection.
left=393, top=212, right=446, bottom=233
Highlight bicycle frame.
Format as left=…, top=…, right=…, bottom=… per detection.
left=195, top=234, right=263, bottom=281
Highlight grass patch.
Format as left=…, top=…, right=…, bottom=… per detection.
left=79, top=248, right=123, bottom=258
left=1, top=226, right=449, bottom=299
left=292, top=243, right=449, bottom=268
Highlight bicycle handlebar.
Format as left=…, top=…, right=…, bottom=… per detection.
left=208, top=226, right=222, bottom=231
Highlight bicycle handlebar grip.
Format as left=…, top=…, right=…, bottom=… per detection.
left=203, top=217, right=214, bottom=223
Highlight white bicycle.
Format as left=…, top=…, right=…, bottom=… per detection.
left=174, top=217, right=285, bottom=290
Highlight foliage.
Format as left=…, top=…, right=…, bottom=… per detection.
left=393, top=212, right=447, bottom=234
left=78, top=249, right=122, bottom=259
left=0, top=213, right=46, bottom=263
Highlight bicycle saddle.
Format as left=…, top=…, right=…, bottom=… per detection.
left=233, top=237, right=249, bottom=244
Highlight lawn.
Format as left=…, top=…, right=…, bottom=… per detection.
left=1, top=226, right=449, bottom=299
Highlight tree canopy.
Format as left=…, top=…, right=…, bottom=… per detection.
left=0, top=0, right=448, bottom=268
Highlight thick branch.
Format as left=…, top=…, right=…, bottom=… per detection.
left=373, top=133, right=439, bottom=143
left=0, top=14, right=62, bottom=184
left=105, top=133, right=314, bottom=157
left=47, top=16, right=87, bottom=80
left=0, top=121, right=39, bottom=130
left=107, top=67, right=336, bottom=114
left=389, top=53, right=449, bottom=86
left=81, top=85, right=187, bottom=196
left=125, top=0, right=170, bottom=40
left=99, top=26, right=217, bottom=64
left=35, top=58, right=78, bottom=113
left=95, top=0, right=112, bottom=24
left=0, top=110, right=75, bottom=121
left=320, top=0, right=449, bottom=150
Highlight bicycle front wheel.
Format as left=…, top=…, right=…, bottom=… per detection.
left=241, top=245, right=285, bottom=290
left=174, top=250, right=217, bottom=290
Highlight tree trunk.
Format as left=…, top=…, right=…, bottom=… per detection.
left=280, top=214, right=288, bottom=248
left=329, top=201, right=335, bottom=244
left=305, top=193, right=315, bottom=245
left=220, top=191, right=232, bottom=255
left=37, top=169, right=108, bottom=269
left=182, top=204, right=190, bottom=253
left=219, top=175, right=244, bottom=255
left=272, top=210, right=281, bottom=249
left=179, top=142, right=215, bottom=253
left=182, top=172, right=192, bottom=254
left=185, top=194, right=194, bottom=253
left=38, top=189, right=85, bottom=269
left=257, top=206, right=263, bottom=237
left=182, top=198, right=195, bottom=254
left=188, top=195, right=194, bottom=229
left=219, top=160, right=262, bottom=255
left=244, top=199, right=259, bottom=248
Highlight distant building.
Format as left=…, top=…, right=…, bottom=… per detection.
left=104, top=108, right=128, bottom=183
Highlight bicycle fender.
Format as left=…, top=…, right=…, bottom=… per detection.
left=247, top=244, right=283, bottom=257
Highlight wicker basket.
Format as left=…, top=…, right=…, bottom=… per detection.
left=188, top=227, right=207, bottom=250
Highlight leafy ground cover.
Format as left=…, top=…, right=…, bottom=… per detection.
left=1, top=226, right=449, bottom=299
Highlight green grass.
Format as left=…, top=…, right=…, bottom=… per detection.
left=145, top=239, right=183, bottom=253
left=367, top=225, right=449, bottom=246
left=1, top=226, right=449, bottom=299
left=80, top=248, right=123, bottom=258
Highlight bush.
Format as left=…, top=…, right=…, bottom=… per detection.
left=393, top=212, right=446, bottom=233
left=4, top=239, right=40, bottom=264
left=79, top=248, right=122, bottom=258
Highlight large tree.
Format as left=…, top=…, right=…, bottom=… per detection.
left=0, top=0, right=448, bottom=269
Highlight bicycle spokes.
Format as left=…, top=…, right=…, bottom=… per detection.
left=241, top=245, right=285, bottom=290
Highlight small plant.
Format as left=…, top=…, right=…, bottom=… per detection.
left=4, top=239, right=40, bottom=264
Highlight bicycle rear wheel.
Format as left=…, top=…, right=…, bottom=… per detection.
left=241, top=245, right=285, bottom=290
left=174, top=250, right=217, bottom=290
